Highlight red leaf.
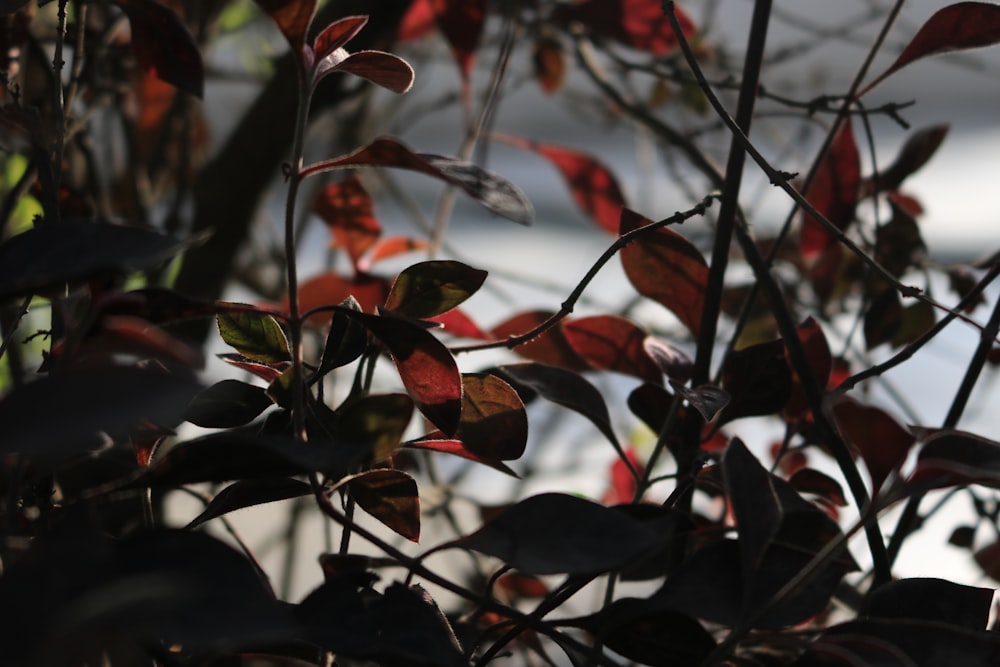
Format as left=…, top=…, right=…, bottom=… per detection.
left=497, top=573, right=549, bottom=599
left=218, top=353, right=289, bottom=382
left=783, top=317, right=833, bottom=427
left=312, top=14, right=367, bottom=62
left=620, top=208, right=708, bottom=336
left=398, top=0, right=436, bottom=41
left=799, top=120, right=860, bottom=260
left=294, top=271, right=390, bottom=318
left=554, top=0, right=698, bottom=56
left=430, top=0, right=485, bottom=78
left=347, top=469, right=420, bottom=542
left=496, top=134, right=626, bottom=234
left=364, top=236, right=430, bottom=267
left=602, top=447, right=645, bottom=505
left=861, top=2, right=1000, bottom=96
left=452, top=373, right=527, bottom=461
left=533, top=36, right=567, bottom=94
left=489, top=310, right=589, bottom=371
left=253, top=0, right=316, bottom=54
left=831, top=397, right=915, bottom=491
left=406, top=438, right=517, bottom=476
left=428, top=308, right=489, bottom=339
left=115, top=0, right=204, bottom=98
left=563, top=315, right=662, bottom=384
left=313, top=176, right=381, bottom=269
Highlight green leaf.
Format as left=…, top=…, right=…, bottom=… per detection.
left=217, top=307, right=291, bottom=363
left=384, top=260, right=488, bottom=319
left=338, top=393, right=414, bottom=463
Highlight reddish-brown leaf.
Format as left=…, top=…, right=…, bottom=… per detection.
left=383, top=260, right=487, bottom=319
left=620, top=208, right=708, bottom=335
left=873, top=124, right=950, bottom=194
left=328, top=50, right=414, bottom=94
left=450, top=373, right=527, bottom=461
left=397, top=0, right=436, bottom=40
left=718, top=340, right=792, bottom=425
left=313, top=176, right=381, bottom=269
left=800, top=120, right=860, bottom=260
left=430, top=0, right=485, bottom=78
left=533, top=36, right=566, bottom=94
left=116, top=0, right=204, bottom=97
left=218, top=353, right=289, bottom=382
left=312, top=14, right=367, bottom=62
left=788, top=468, right=847, bottom=507
left=563, top=315, right=661, bottom=384
left=554, top=0, right=698, bottom=56
left=601, top=447, right=645, bottom=505
left=253, top=0, right=316, bottom=54
left=783, top=317, right=833, bottom=427
left=910, top=430, right=1000, bottom=492
left=975, top=541, right=1000, bottom=582
left=347, top=469, right=420, bottom=542
left=294, top=271, right=390, bottom=318
left=428, top=308, right=489, bottom=339
left=489, top=311, right=589, bottom=371
left=864, top=289, right=904, bottom=349
left=496, top=134, right=626, bottom=234
left=406, top=438, right=517, bottom=476
left=365, top=236, right=430, bottom=267
left=831, top=396, right=915, bottom=491
left=861, top=2, right=1000, bottom=96
left=497, top=573, right=549, bottom=599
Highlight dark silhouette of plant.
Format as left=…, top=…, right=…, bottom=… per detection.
left=4, top=0, right=1000, bottom=665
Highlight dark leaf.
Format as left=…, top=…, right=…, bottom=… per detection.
left=340, top=308, right=462, bottom=435
left=533, top=36, right=566, bottom=94
left=497, top=572, right=549, bottom=599
left=338, top=393, right=414, bottom=463
left=218, top=353, right=289, bottom=382
left=949, top=525, right=977, bottom=548
left=496, top=134, right=626, bottom=233
left=671, top=382, right=729, bottom=422
left=0, top=365, right=201, bottom=468
left=384, top=260, right=488, bottom=319
left=861, top=3, right=1000, bottom=95
left=864, top=289, right=904, bottom=349
left=313, top=176, right=381, bottom=269
left=891, top=300, right=935, bottom=349
left=0, top=1, right=29, bottom=15
left=910, top=430, right=1000, bottom=491
left=405, top=438, right=517, bottom=476
left=327, top=49, right=415, bottom=94
left=620, top=208, right=708, bottom=335
left=975, top=541, right=1000, bottom=581
left=784, top=317, right=833, bottom=426
left=718, top=339, right=793, bottom=424
left=805, top=619, right=1000, bottom=666
left=253, top=0, right=316, bottom=54
left=185, top=379, right=272, bottom=428
left=217, top=307, right=290, bottom=364
left=643, top=336, right=694, bottom=384
left=831, top=396, right=915, bottom=491
left=115, top=0, right=203, bottom=97
left=876, top=203, right=925, bottom=279
left=186, top=477, right=312, bottom=529
left=489, top=310, right=589, bottom=370
left=799, top=120, right=860, bottom=259
left=427, top=0, right=485, bottom=78
left=553, top=0, right=698, bottom=56
left=455, top=493, right=664, bottom=575
left=499, top=361, right=621, bottom=451
left=0, top=222, right=192, bottom=301
left=305, top=137, right=532, bottom=224
left=448, top=373, right=527, bottom=461
left=875, top=124, right=950, bottom=192
left=789, top=468, right=848, bottom=507
left=316, top=296, right=368, bottom=378
left=866, top=578, right=993, bottom=630
left=312, top=14, right=367, bottom=61
left=627, top=382, right=673, bottom=433
left=98, top=287, right=221, bottom=324
left=563, top=315, right=662, bottom=384
left=347, top=469, right=420, bottom=541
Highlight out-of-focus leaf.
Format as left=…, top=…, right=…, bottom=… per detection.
left=909, top=430, right=1000, bottom=491
left=783, top=317, right=832, bottom=427
left=0, top=222, right=191, bottom=300
left=0, top=1, right=30, bottom=15
left=563, top=315, right=662, bottom=384
left=384, top=260, right=487, bottom=319
left=891, top=300, right=935, bottom=349
left=499, top=361, right=621, bottom=451
left=496, top=134, right=626, bottom=233
left=553, top=0, right=698, bottom=55
left=295, top=270, right=390, bottom=317
left=867, top=578, right=993, bottom=630
left=601, top=447, right=644, bottom=505
left=950, top=525, right=977, bottom=548
left=347, top=469, right=420, bottom=541
left=115, top=0, right=204, bottom=97
left=365, top=236, right=431, bottom=267
left=338, top=393, right=414, bottom=463
left=643, top=336, right=693, bottom=384
left=671, top=382, right=729, bottom=422
left=497, top=572, right=549, bottom=599
left=533, top=36, right=566, bottom=93
left=874, top=124, right=950, bottom=193
left=428, top=308, right=489, bottom=339
left=305, top=137, right=532, bottom=225
left=490, top=310, right=589, bottom=370
left=253, top=0, right=316, bottom=53
left=405, top=438, right=517, bottom=476
left=831, top=397, right=915, bottom=491
left=455, top=493, right=663, bottom=575
left=426, top=0, right=485, bottom=78
left=217, top=307, right=290, bottom=364
left=861, top=3, right=1000, bottom=95
left=98, top=287, right=221, bottom=323
left=789, top=468, right=847, bottom=507
left=313, top=176, right=381, bottom=269
left=718, top=339, right=792, bottom=425
left=0, top=365, right=201, bottom=468
left=864, top=289, right=904, bottom=349
left=185, top=379, right=272, bottom=428
left=876, top=204, right=925, bottom=279
left=341, top=308, right=462, bottom=435
left=620, top=208, right=708, bottom=335
left=187, top=478, right=312, bottom=529
left=316, top=296, right=368, bottom=378
left=627, top=382, right=673, bottom=434
left=975, top=541, right=1000, bottom=582
left=800, top=120, right=860, bottom=259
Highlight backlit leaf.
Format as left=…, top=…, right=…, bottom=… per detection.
left=295, top=271, right=390, bottom=317
left=428, top=308, right=489, bottom=339
left=405, top=438, right=518, bottom=476
left=366, top=236, right=431, bottom=267
left=563, top=315, right=662, bottom=384
left=115, top=0, right=204, bottom=97
left=313, top=176, right=381, bottom=269
left=800, top=120, right=860, bottom=259
left=217, top=307, right=290, bottom=364
left=620, top=208, right=708, bottom=335
left=783, top=317, right=833, bottom=426
left=384, top=260, right=487, bottom=319
left=831, top=396, right=915, bottom=491
left=553, top=0, right=698, bottom=56
left=347, top=469, right=420, bottom=541
left=601, top=447, right=644, bottom=505
left=253, top=0, right=316, bottom=54
left=455, top=493, right=663, bottom=575
left=338, top=393, right=414, bottom=463
left=317, top=296, right=368, bottom=377
left=185, top=379, right=273, bottom=428
left=304, top=137, right=533, bottom=225
left=909, top=430, right=1000, bottom=492
left=218, top=353, right=288, bottom=382
left=327, top=50, right=415, bottom=94
left=861, top=3, right=1000, bottom=95
left=489, top=310, right=589, bottom=370
left=718, top=340, right=792, bottom=425
left=186, top=478, right=312, bottom=529
left=449, top=373, right=527, bottom=461
left=312, top=15, right=367, bottom=63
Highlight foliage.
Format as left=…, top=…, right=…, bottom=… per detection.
left=4, top=0, right=1000, bottom=665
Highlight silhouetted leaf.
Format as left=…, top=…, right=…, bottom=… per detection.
left=867, top=578, right=993, bottom=630
left=115, top=0, right=204, bottom=97
left=455, top=493, right=663, bottom=575
left=217, top=307, right=290, bottom=364
left=316, top=296, right=368, bottom=378
left=185, top=379, right=273, bottom=428
left=718, top=339, right=792, bottom=424
left=384, top=260, right=487, bottom=319
left=800, top=120, right=860, bottom=259
left=425, top=373, right=527, bottom=462
left=875, top=124, right=950, bottom=192
left=627, top=382, right=673, bottom=433
left=0, top=1, right=30, bottom=15
left=864, top=289, right=904, bottom=349
left=347, top=469, right=420, bottom=541
left=910, top=430, right=1000, bottom=491
left=313, top=176, right=381, bottom=269
left=789, top=468, right=847, bottom=507
left=533, top=36, right=566, bottom=93
left=832, top=396, right=914, bottom=491
left=338, top=393, right=414, bottom=463
left=496, top=134, right=626, bottom=233
left=876, top=203, right=925, bottom=279
left=891, top=300, right=935, bottom=349
left=620, top=208, right=708, bottom=335
left=0, top=365, right=201, bottom=468
left=98, top=287, right=221, bottom=324
left=643, top=336, right=694, bottom=383
left=671, top=382, right=729, bottom=422
left=784, top=317, right=833, bottom=426
left=861, top=3, right=1000, bottom=95
left=187, top=477, right=312, bottom=529
left=949, top=525, right=977, bottom=548
left=337, top=309, right=461, bottom=434
left=306, top=137, right=532, bottom=225
left=553, top=0, right=698, bottom=55
left=0, top=222, right=190, bottom=300
left=499, top=362, right=621, bottom=451
left=405, top=438, right=517, bottom=476
left=563, top=315, right=661, bottom=384
left=253, top=0, right=316, bottom=54
left=490, top=310, right=589, bottom=370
